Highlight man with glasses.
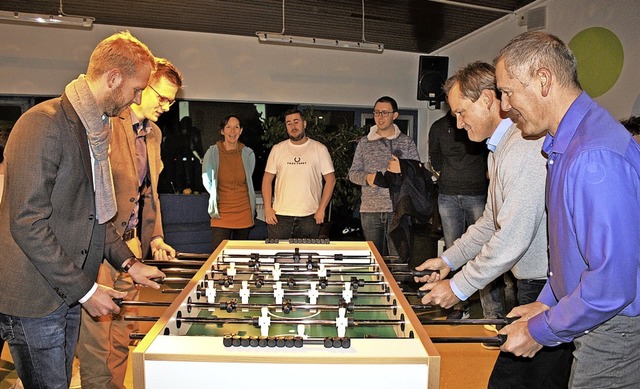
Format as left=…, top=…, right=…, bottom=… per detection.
left=0, top=31, right=165, bottom=389
left=349, top=96, right=420, bottom=256
left=77, top=58, right=183, bottom=389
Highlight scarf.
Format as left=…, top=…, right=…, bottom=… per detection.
left=65, top=75, right=117, bottom=224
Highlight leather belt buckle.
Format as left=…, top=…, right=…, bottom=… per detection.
left=122, top=228, right=136, bottom=241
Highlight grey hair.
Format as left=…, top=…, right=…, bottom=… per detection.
left=494, top=31, right=580, bottom=89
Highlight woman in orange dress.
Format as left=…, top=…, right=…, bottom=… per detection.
left=202, top=115, right=256, bottom=250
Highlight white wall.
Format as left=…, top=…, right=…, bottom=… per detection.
left=0, top=22, right=434, bottom=158
left=422, top=0, right=640, bottom=151
left=0, top=23, right=428, bottom=105
left=2, top=0, right=639, bottom=160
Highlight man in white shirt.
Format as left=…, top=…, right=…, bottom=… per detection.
left=262, top=109, right=336, bottom=239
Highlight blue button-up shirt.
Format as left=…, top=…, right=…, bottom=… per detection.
left=529, top=92, right=640, bottom=346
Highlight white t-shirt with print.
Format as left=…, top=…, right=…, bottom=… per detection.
left=265, top=138, right=334, bottom=216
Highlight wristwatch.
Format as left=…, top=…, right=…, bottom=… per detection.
left=121, top=257, right=139, bottom=273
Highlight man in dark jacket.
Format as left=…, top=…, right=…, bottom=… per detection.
left=0, top=31, right=164, bottom=388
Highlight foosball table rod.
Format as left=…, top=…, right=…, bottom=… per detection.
left=128, top=332, right=506, bottom=347
left=175, top=252, right=211, bottom=260
left=421, top=317, right=518, bottom=326
left=115, top=298, right=435, bottom=314
left=124, top=315, right=402, bottom=327
left=429, top=335, right=507, bottom=346
left=208, top=276, right=386, bottom=289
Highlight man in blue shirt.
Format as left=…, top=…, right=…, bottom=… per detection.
left=495, top=31, right=640, bottom=387
left=417, top=61, right=572, bottom=388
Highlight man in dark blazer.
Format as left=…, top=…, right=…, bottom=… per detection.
left=78, top=58, right=183, bottom=389
left=0, top=31, right=165, bottom=389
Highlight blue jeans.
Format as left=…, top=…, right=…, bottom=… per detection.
left=438, top=194, right=505, bottom=317
left=360, top=212, right=397, bottom=256
left=479, top=279, right=507, bottom=319
left=437, top=194, right=486, bottom=248
left=0, top=303, right=81, bottom=389
left=267, top=214, right=320, bottom=239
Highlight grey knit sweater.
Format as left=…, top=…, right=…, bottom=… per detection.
left=348, top=124, right=420, bottom=212
left=444, top=121, right=549, bottom=299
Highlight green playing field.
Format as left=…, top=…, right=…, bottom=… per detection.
left=184, top=268, right=403, bottom=339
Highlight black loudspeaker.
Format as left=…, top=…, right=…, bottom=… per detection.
left=417, top=56, right=449, bottom=105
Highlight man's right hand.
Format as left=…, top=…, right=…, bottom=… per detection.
left=366, top=173, right=377, bottom=187
left=82, top=285, right=127, bottom=317
left=128, top=262, right=165, bottom=289
left=414, top=257, right=450, bottom=283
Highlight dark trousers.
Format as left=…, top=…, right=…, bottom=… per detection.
left=212, top=226, right=252, bottom=252
left=267, top=214, right=320, bottom=240
left=488, top=279, right=574, bottom=389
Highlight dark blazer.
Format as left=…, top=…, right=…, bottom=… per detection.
left=110, top=109, right=165, bottom=259
left=0, top=93, right=133, bottom=317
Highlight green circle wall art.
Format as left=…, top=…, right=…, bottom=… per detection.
left=568, top=27, right=624, bottom=97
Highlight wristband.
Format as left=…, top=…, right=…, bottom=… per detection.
left=121, top=257, right=139, bottom=273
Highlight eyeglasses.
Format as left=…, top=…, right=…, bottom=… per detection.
left=148, top=84, right=175, bottom=107
left=373, top=110, right=395, bottom=117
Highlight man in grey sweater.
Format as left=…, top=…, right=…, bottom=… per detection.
left=415, top=61, right=573, bottom=388
left=349, top=96, right=420, bottom=256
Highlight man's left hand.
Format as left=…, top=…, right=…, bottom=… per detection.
left=499, top=319, right=543, bottom=358
left=128, top=262, right=165, bottom=289
left=314, top=208, right=326, bottom=224
left=419, top=280, right=460, bottom=308
left=150, top=238, right=177, bottom=261
left=387, top=155, right=401, bottom=173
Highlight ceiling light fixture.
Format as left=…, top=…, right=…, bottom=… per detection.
left=427, top=0, right=512, bottom=14
left=256, top=0, right=383, bottom=53
left=0, top=0, right=94, bottom=29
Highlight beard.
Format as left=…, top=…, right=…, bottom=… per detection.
left=103, top=83, right=129, bottom=117
left=288, top=130, right=305, bottom=142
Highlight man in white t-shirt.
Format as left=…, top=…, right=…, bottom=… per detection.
left=262, top=109, right=336, bottom=239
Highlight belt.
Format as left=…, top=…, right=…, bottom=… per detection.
left=122, top=228, right=137, bottom=242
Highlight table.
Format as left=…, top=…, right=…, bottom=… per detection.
left=132, top=240, right=440, bottom=388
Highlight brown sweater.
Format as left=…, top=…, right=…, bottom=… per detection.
left=210, top=141, right=253, bottom=228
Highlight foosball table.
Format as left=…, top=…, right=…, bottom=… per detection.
left=132, top=240, right=440, bottom=388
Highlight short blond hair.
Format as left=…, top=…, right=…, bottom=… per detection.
left=152, top=57, right=183, bottom=87
left=87, top=31, right=154, bottom=81
left=444, top=61, right=497, bottom=102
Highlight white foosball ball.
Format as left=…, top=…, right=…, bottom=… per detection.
left=132, top=240, right=440, bottom=388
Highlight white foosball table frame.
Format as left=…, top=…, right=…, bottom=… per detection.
left=132, top=240, right=440, bottom=388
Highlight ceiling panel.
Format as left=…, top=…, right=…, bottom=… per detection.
left=0, top=0, right=536, bottom=53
